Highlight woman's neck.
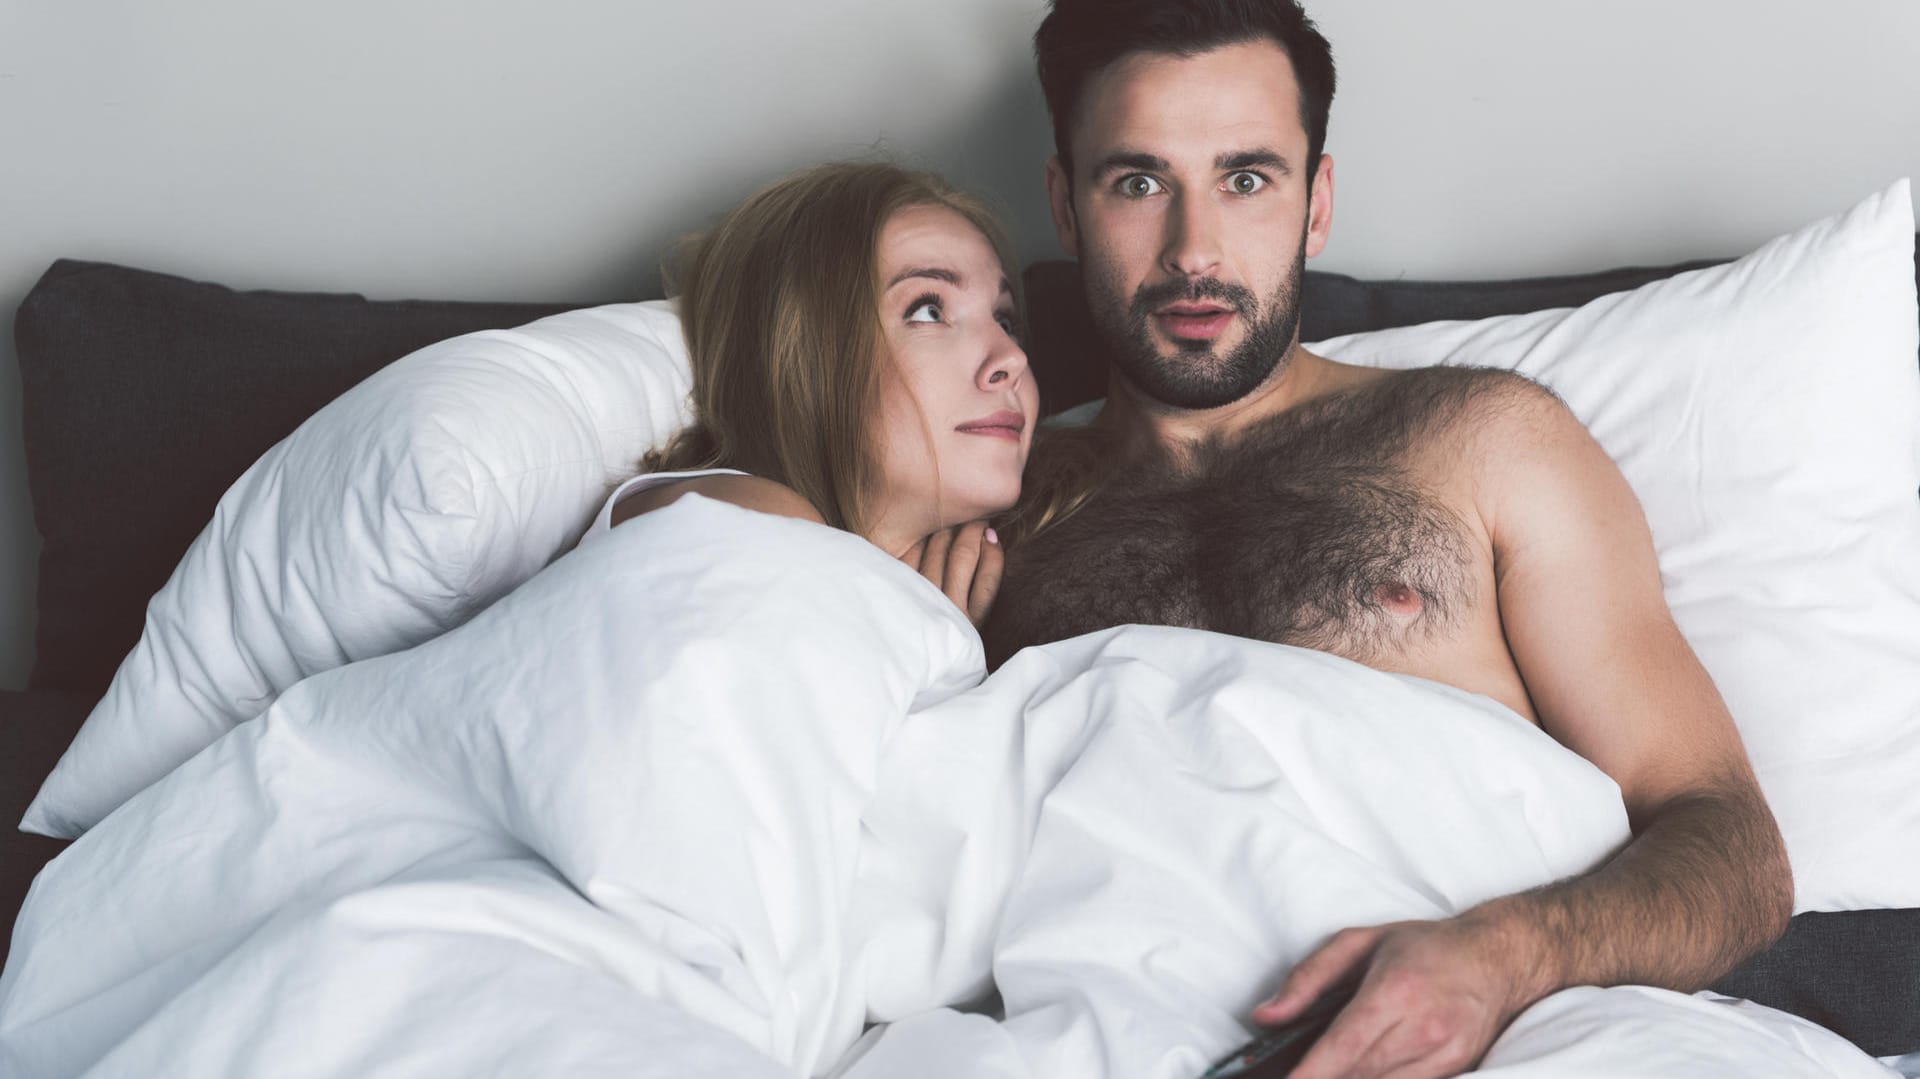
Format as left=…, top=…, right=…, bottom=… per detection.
left=863, top=520, right=929, bottom=562
left=860, top=498, right=943, bottom=562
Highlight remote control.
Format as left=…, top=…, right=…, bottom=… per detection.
left=1198, top=981, right=1360, bottom=1078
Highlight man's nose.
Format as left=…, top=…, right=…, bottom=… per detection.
left=1161, top=191, right=1224, bottom=279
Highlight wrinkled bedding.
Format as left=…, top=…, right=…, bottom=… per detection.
left=0, top=498, right=1893, bottom=1077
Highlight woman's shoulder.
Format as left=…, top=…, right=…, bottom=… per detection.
left=600, top=469, right=825, bottom=532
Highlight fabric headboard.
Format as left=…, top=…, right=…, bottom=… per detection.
left=14, top=260, right=583, bottom=693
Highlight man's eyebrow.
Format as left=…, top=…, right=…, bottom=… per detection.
left=1217, top=149, right=1293, bottom=175
left=1091, top=151, right=1171, bottom=179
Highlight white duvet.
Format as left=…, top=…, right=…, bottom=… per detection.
left=0, top=498, right=1893, bottom=1078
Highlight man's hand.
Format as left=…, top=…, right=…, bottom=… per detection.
left=1252, top=915, right=1544, bottom=1079
left=902, top=521, right=1004, bottom=627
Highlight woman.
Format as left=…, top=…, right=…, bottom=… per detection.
left=587, top=162, right=1038, bottom=627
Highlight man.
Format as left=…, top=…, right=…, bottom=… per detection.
left=983, top=2, right=1794, bottom=1077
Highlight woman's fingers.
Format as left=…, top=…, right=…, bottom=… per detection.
left=943, top=523, right=987, bottom=610
left=918, top=527, right=953, bottom=589
left=908, top=523, right=1006, bottom=627
left=967, top=528, right=1005, bottom=626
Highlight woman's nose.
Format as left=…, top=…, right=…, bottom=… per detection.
left=981, top=328, right=1029, bottom=389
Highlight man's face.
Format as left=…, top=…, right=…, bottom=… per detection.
left=1047, top=39, right=1333, bottom=411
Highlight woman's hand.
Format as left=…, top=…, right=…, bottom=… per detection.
left=902, top=521, right=1004, bottom=628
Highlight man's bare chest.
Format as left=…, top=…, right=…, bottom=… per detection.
left=987, top=372, right=1491, bottom=668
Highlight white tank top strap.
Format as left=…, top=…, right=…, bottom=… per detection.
left=582, top=467, right=749, bottom=543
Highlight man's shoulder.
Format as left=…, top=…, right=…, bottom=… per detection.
left=1362, top=365, right=1576, bottom=454
left=1390, top=367, right=1625, bottom=545
left=1373, top=363, right=1561, bottom=416
left=1268, top=363, right=1567, bottom=459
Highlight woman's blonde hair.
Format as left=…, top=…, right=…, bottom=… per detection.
left=645, top=161, right=1021, bottom=536
left=995, top=421, right=1118, bottom=548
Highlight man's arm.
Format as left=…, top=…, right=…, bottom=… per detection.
left=1258, top=375, right=1792, bottom=1079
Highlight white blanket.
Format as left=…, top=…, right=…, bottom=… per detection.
left=0, top=498, right=1893, bottom=1078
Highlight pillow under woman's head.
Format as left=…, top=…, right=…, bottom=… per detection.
left=22, top=301, right=694, bottom=838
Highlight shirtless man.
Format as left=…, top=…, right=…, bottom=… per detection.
left=983, top=3, right=1794, bottom=1076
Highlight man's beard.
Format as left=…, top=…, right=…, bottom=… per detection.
left=1087, top=243, right=1306, bottom=412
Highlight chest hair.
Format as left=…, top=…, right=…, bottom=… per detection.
left=986, top=368, right=1495, bottom=668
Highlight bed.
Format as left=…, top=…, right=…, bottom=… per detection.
left=2, top=184, right=1917, bottom=1075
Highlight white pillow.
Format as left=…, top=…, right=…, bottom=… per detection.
left=22, top=301, right=695, bottom=839
left=1306, top=181, right=1920, bottom=913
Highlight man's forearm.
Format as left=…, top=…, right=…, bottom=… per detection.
left=1469, top=783, right=1793, bottom=1000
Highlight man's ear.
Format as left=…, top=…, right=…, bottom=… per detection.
left=1304, top=152, right=1334, bottom=260
left=1044, top=155, right=1080, bottom=259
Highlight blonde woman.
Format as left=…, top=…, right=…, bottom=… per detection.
left=587, top=163, right=1038, bottom=626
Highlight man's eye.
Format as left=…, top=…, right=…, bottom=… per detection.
left=906, top=298, right=943, bottom=324
left=1227, top=171, right=1266, bottom=195
left=995, top=311, right=1021, bottom=336
left=1119, top=174, right=1164, bottom=198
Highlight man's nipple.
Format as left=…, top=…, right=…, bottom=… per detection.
left=1375, top=581, right=1424, bottom=617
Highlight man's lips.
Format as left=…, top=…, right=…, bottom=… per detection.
left=956, top=410, right=1026, bottom=441
left=1154, top=304, right=1235, bottom=340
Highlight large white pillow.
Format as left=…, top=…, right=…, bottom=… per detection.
left=1307, top=181, right=1920, bottom=913
left=22, top=301, right=694, bottom=839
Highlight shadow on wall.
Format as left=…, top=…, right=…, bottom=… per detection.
left=582, top=55, right=1059, bottom=302
left=929, top=61, right=1063, bottom=271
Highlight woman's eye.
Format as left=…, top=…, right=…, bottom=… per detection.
left=906, top=299, right=943, bottom=324
left=1120, top=174, right=1163, bottom=198
left=995, top=312, right=1020, bottom=336
left=1227, top=171, right=1266, bottom=195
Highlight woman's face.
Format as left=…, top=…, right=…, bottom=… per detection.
left=869, top=204, right=1038, bottom=542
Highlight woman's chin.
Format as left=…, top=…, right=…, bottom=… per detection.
left=945, top=485, right=1021, bottom=524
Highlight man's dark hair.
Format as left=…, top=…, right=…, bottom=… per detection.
left=1035, top=0, right=1336, bottom=180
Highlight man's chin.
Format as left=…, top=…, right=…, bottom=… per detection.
left=1147, top=326, right=1248, bottom=371
left=1117, top=341, right=1281, bottom=412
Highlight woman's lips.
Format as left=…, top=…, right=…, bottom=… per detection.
left=957, top=411, right=1025, bottom=441
left=959, top=426, right=1021, bottom=441
left=1155, top=307, right=1234, bottom=341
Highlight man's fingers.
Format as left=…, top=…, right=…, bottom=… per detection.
left=900, top=538, right=926, bottom=569
left=1253, top=925, right=1385, bottom=1024
left=966, top=528, right=1005, bottom=626
left=1285, top=994, right=1400, bottom=1079
left=943, top=522, right=986, bottom=609
left=1293, top=972, right=1483, bottom=1079
left=1373, top=1053, right=1471, bottom=1079
left=1349, top=1029, right=1478, bottom=1079
left=1273, top=919, right=1502, bottom=1079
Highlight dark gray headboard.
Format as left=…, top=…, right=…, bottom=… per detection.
left=1020, top=238, right=1920, bottom=417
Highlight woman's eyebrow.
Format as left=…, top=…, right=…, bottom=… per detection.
left=887, top=266, right=963, bottom=290
left=888, top=267, right=1014, bottom=298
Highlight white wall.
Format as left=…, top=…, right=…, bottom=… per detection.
left=1307, top=1, right=1920, bottom=278
left=2, top=0, right=1917, bottom=689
